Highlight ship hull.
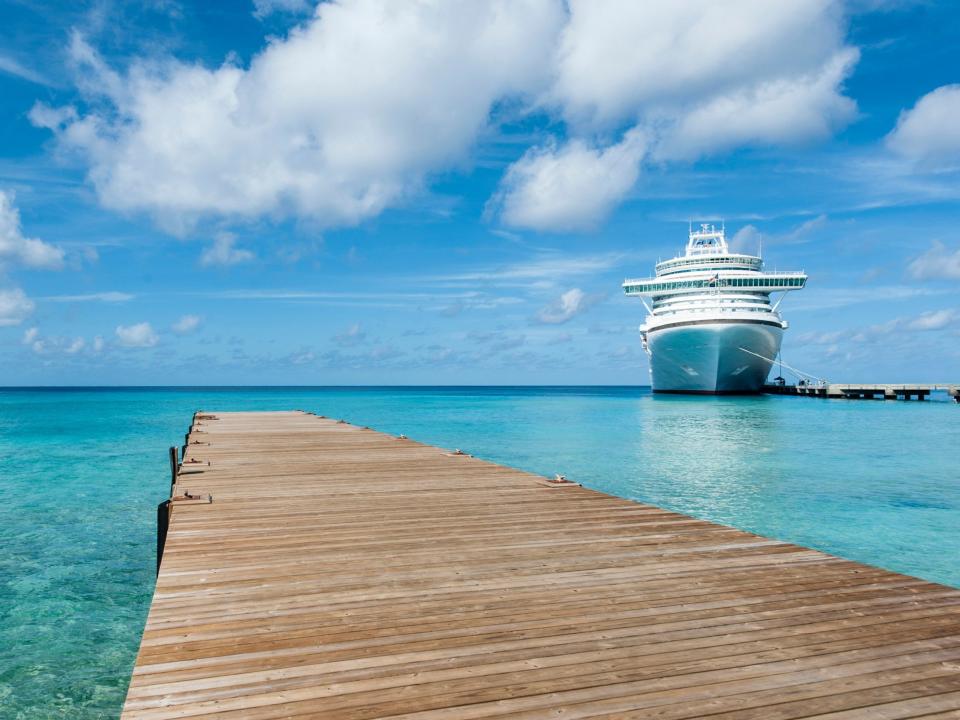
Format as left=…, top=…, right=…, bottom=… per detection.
left=646, top=320, right=783, bottom=394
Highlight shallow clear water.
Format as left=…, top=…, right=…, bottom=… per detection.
left=0, top=386, right=957, bottom=718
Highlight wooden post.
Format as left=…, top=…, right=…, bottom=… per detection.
left=156, top=500, right=171, bottom=576
left=168, top=446, right=179, bottom=486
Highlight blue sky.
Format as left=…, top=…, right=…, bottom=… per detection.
left=1, top=0, right=959, bottom=385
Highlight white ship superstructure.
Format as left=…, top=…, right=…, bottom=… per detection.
left=623, top=224, right=807, bottom=394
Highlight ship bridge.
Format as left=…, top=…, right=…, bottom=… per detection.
left=623, top=224, right=806, bottom=297
left=623, top=272, right=807, bottom=297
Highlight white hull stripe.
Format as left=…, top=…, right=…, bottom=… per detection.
left=647, top=318, right=784, bottom=334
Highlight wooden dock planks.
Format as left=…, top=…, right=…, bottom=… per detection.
left=122, top=410, right=960, bottom=719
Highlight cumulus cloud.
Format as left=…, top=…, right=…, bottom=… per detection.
left=908, top=241, right=960, bottom=280
left=551, top=1, right=853, bottom=130
left=887, top=84, right=960, bottom=169
left=200, top=233, right=255, bottom=267
left=115, top=322, right=159, bottom=347
left=33, top=2, right=564, bottom=231
left=31, top=0, right=860, bottom=237
left=535, top=287, right=603, bottom=324
left=0, top=190, right=65, bottom=270
left=0, top=288, right=35, bottom=326
left=493, top=129, right=647, bottom=232
left=172, top=314, right=201, bottom=334
left=20, top=327, right=93, bottom=355
left=496, top=0, right=858, bottom=228
left=653, top=50, right=858, bottom=161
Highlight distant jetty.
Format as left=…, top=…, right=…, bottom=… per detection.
left=765, top=382, right=960, bottom=402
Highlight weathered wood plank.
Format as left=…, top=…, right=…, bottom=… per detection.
left=121, top=410, right=960, bottom=719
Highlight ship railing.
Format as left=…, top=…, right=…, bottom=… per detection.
left=624, top=270, right=806, bottom=283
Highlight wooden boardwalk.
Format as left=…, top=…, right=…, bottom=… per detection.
left=122, top=410, right=960, bottom=719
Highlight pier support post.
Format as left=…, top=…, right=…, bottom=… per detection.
left=168, top=446, right=179, bottom=486
left=156, top=499, right=171, bottom=576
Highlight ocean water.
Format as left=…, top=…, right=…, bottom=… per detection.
left=0, top=386, right=958, bottom=719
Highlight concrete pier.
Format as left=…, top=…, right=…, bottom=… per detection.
left=765, top=383, right=959, bottom=401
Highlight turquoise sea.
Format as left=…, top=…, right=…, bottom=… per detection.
left=1, top=386, right=958, bottom=718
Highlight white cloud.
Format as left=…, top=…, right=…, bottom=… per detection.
left=200, top=233, right=255, bottom=267
left=551, top=1, right=853, bottom=131
left=791, top=285, right=951, bottom=313
left=535, top=287, right=603, bottom=324
left=907, top=309, right=957, bottom=332
left=494, top=1, right=857, bottom=230
left=18, top=328, right=94, bottom=355
left=654, top=50, right=858, bottom=161
left=729, top=225, right=762, bottom=254
left=115, top=322, right=159, bottom=348
left=92, top=336, right=105, bottom=353
left=0, top=288, right=35, bottom=326
left=730, top=215, right=828, bottom=253
left=802, top=308, right=957, bottom=348
left=172, top=314, right=202, bottom=334
left=887, top=84, right=960, bottom=169
left=288, top=348, right=316, bottom=364
left=0, top=190, right=65, bottom=270
left=41, top=291, right=134, bottom=302
left=34, top=2, right=564, bottom=231
left=30, top=1, right=860, bottom=235
left=430, top=253, right=623, bottom=285
left=333, top=322, right=366, bottom=346
left=253, top=0, right=311, bottom=18
left=493, top=129, right=647, bottom=232
left=777, top=214, right=828, bottom=244
left=908, top=241, right=960, bottom=281
left=0, top=55, right=51, bottom=87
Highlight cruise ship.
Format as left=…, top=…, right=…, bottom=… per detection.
left=623, top=224, right=807, bottom=394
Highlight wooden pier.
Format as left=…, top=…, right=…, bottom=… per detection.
left=123, top=410, right=960, bottom=719
left=765, top=383, right=960, bottom=401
